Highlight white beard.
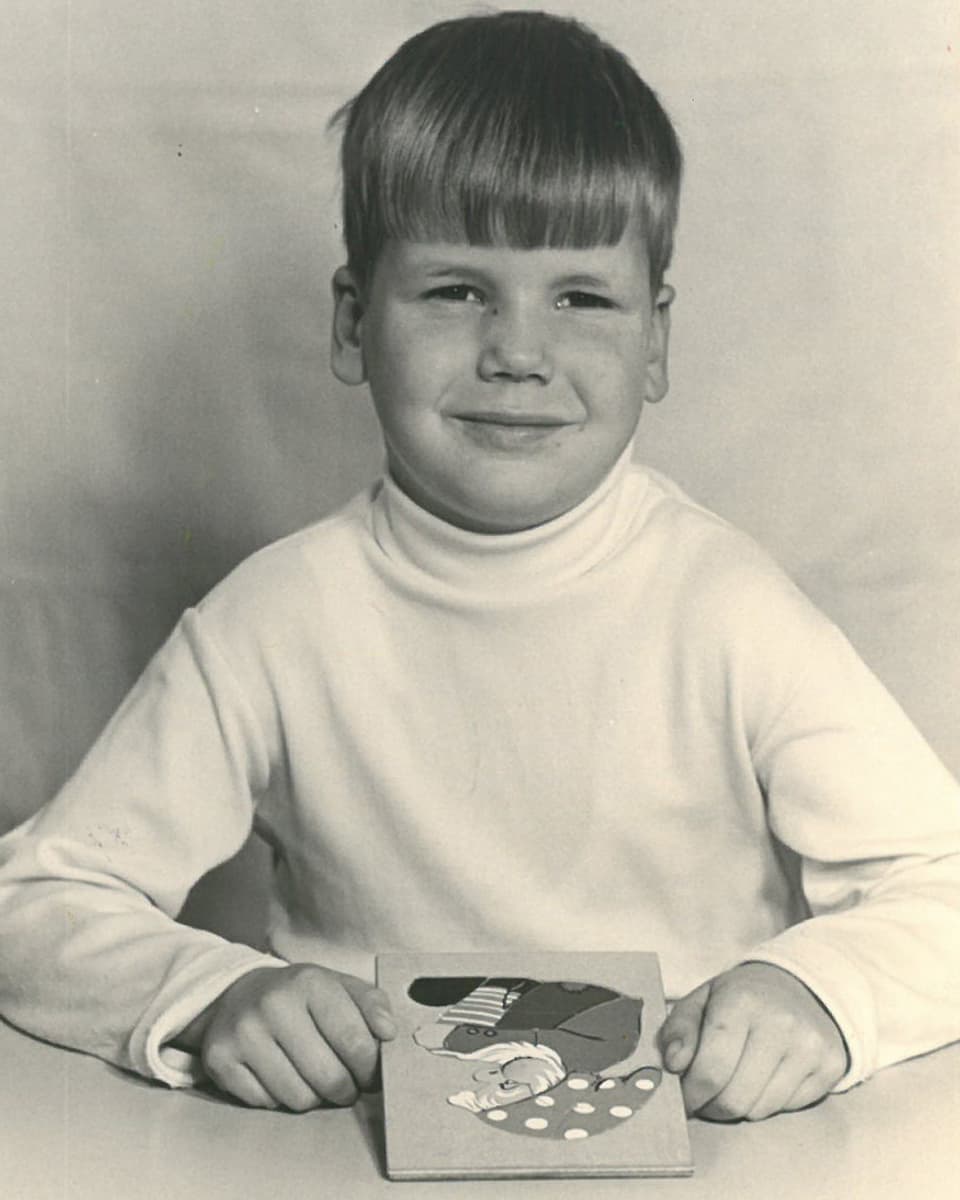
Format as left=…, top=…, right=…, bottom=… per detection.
left=447, top=1082, right=529, bottom=1112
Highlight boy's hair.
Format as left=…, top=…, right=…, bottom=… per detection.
left=332, top=10, right=682, bottom=293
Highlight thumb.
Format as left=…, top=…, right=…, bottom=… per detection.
left=342, top=976, right=398, bottom=1041
left=658, top=981, right=711, bottom=1074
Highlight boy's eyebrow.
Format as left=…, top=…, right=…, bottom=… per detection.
left=549, top=272, right=614, bottom=290
left=414, top=263, right=620, bottom=290
left=420, top=262, right=476, bottom=277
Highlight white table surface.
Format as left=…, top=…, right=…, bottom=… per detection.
left=3, top=1017, right=958, bottom=1200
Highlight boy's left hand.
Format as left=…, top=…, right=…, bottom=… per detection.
left=657, top=962, right=848, bottom=1121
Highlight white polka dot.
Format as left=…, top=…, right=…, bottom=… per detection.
left=564, top=1128, right=590, bottom=1140
left=597, top=1079, right=617, bottom=1090
left=610, top=1105, right=633, bottom=1118
left=566, top=1077, right=590, bottom=1090
left=534, top=1096, right=555, bottom=1107
left=634, top=1077, right=656, bottom=1091
left=524, top=1117, right=549, bottom=1131
left=572, top=1102, right=595, bottom=1114
left=486, top=1110, right=508, bottom=1122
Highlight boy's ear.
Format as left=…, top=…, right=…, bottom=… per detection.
left=643, top=284, right=674, bottom=405
left=330, top=265, right=367, bottom=386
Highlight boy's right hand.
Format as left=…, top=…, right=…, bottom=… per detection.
left=176, top=964, right=397, bottom=1111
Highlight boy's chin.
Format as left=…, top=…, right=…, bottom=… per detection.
left=441, top=496, right=577, bottom=534
left=439, top=471, right=603, bottom=534
left=391, top=459, right=606, bottom=533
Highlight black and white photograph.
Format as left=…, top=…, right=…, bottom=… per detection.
left=1, top=3, right=958, bottom=1196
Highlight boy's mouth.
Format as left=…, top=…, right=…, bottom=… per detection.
left=452, top=411, right=575, bottom=450
left=456, top=411, right=570, bottom=426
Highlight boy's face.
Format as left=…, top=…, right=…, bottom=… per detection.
left=331, top=229, right=672, bottom=533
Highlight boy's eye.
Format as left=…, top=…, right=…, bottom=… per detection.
left=556, top=291, right=615, bottom=310
left=424, top=284, right=484, bottom=303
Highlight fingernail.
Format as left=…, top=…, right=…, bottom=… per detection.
left=664, top=1038, right=684, bottom=1068
left=376, top=1011, right=397, bottom=1038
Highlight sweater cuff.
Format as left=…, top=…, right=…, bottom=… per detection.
left=736, top=931, right=877, bottom=1091
left=134, top=950, right=289, bottom=1088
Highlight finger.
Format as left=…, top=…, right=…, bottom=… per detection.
left=741, top=1058, right=819, bottom=1122
left=305, top=985, right=381, bottom=1093
left=780, top=1068, right=835, bottom=1115
left=227, top=1064, right=280, bottom=1110
left=272, top=1007, right=361, bottom=1106
left=679, top=1004, right=751, bottom=1116
left=241, top=1037, right=330, bottom=1111
left=658, top=982, right=710, bottom=1075
left=697, top=1029, right=787, bottom=1122
left=342, top=978, right=397, bottom=1041
left=749, top=1023, right=845, bottom=1120
left=202, top=1048, right=279, bottom=1110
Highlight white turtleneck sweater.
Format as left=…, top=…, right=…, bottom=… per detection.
left=1, top=457, right=959, bottom=1093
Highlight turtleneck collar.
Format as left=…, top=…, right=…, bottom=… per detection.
left=369, top=442, right=648, bottom=596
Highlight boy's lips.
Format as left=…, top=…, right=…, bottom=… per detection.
left=451, top=411, right=577, bottom=450
left=454, top=410, right=573, bottom=427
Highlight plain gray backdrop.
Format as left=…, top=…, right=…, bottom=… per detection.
left=1, top=1, right=958, bottom=940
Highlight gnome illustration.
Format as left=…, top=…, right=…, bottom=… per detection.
left=410, top=976, right=662, bottom=1142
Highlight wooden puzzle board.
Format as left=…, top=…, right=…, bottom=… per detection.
left=377, top=950, right=693, bottom=1180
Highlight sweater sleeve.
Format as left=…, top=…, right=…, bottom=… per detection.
left=0, top=607, right=288, bottom=1087
left=731, top=584, right=960, bottom=1090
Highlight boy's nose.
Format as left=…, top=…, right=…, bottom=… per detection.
left=477, top=306, right=552, bottom=383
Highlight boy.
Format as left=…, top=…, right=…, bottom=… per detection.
left=1, top=10, right=959, bottom=1124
